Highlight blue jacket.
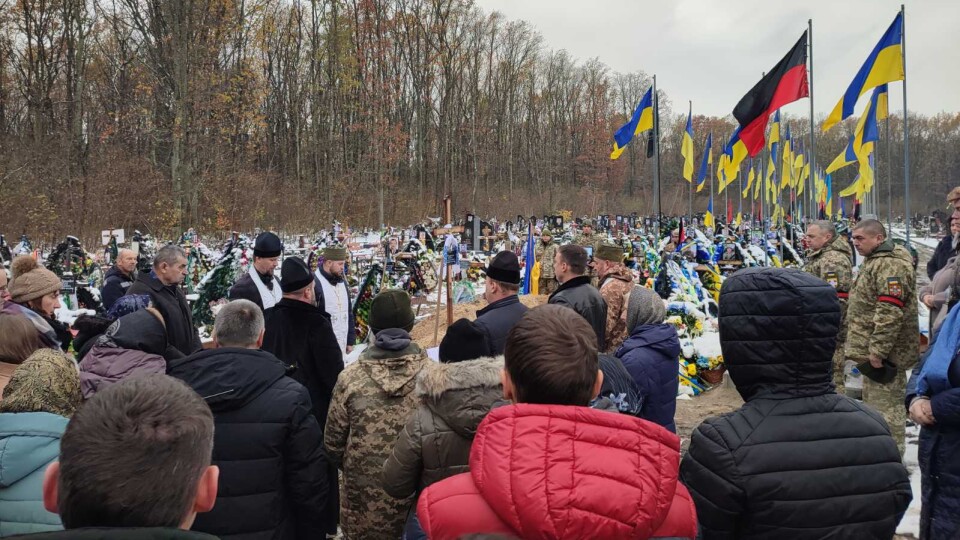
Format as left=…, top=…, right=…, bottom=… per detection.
left=100, top=266, right=134, bottom=311
left=0, top=412, right=67, bottom=537
left=906, top=345, right=960, bottom=540
left=474, top=295, right=529, bottom=355
left=615, top=323, right=680, bottom=432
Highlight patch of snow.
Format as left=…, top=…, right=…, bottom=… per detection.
left=897, top=423, right=921, bottom=537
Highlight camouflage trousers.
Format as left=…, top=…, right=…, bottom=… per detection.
left=539, top=276, right=558, bottom=296
left=833, top=349, right=846, bottom=395
left=862, top=369, right=908, bottom=456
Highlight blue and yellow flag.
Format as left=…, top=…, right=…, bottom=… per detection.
left=768, top=110, right=781, bottom=153
left=826, top=84, right=883, bottom=176
left=704, top=197, right=715, bottom=228
left=722, top=126, right=748, bottom=186
left=742, top=160, right=755, bottom=198
left=696, top=133, right=712, bottom=193
left=681, top=104, right=695, bottom=181
left=825, top=173, right=833, bottom=217
left=822, top=13, right=904, bottom=132
left=611, top=87, right=654, bottom=160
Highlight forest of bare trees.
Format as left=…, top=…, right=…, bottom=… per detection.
left=0, top=0, right=958, bottom=241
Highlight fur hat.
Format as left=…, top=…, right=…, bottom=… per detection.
left=369, top=289, right=415, bottom=334
left=0, top=348, right=81, bottom=418
left=439, top=318, right=492, bottom=363
left=948, top=186, right=960, bottom=204
left=8, top=256, right=61, bottom=304
left=625, top=285, right=666, bottom=333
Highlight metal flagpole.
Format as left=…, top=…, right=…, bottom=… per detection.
left=900, top=4, right=910, bottom=245
left=688, top=100, right=693, bottom=223
left=654, top=75, right=663, bottom=235
left=808, top=19, right=819, bottom=222
left=886, top=116, right=892, bottom=230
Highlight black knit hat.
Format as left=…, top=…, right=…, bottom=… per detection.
left=279, top=257, right=313, bottom=293
left=254, top=232, right=283, bottom=258
left=439, top=318, right=492, bottom=363
left=484, top=251, right=521, bottom=284
left=369, top=289, right=416, bottom=334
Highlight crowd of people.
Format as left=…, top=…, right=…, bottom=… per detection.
left=0, top=192, right=958, bottom=539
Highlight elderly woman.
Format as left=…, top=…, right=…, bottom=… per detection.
left=921, top=219, right=960, bottom=338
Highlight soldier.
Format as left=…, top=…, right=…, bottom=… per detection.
left=534, top=228, right=559, bottom=295
left=593, top=244, right=634, bottom=352
left=573, top=219, right=602, bottom=286
left=804, top=220, right=853, bottom=392
left=324, top=290, right=429, bottom=540
left=845, top=219, right=919, bottom=455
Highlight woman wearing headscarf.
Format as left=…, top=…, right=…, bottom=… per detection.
left=0, top=349, right=82, bottom=536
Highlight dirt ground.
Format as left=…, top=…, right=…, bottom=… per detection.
left=410, top=293, right=549, bottom=348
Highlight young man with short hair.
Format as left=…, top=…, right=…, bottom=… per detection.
left=548, top=244, right=607, bottom=350
left=40, top=374, right=219, bottom=539
left=416, top=305, right=697, bottom=539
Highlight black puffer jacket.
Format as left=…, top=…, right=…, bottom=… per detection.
left=381, top=356, right=503, bottom=500
left=680, top=268, right=912, bottom=540
left=167, top=347, right=329, bottom=540
left=548, top=275, right=607, bottom=350
left=101, top=265, right=134, bottom=311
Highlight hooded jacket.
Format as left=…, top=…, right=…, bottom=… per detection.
left=381, top=356, right=503, bottom=500
left=167, top=347, right=329, bottom=540
left=100, top=266, right=133, bottom=312
left=680, top=268, right=912, bottom=539
left=615, top=323, right=680, bottom=432
left=416, top=404, right=698, bottom=540
left=324, top=329, right=429, bottom=540
left=548, top=275, right=607, bottom=351
left=79, top=310, right=169, bottom=398
left=126, top=273, right=201, bottom=357
left=0, top=411, right=67, bottom=536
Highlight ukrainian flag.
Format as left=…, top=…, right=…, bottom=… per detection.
left=826, top=85, right=883, bottom=174
left=742, top=161, right=755, bottom=198
left=681, top=105, right=695, bottom=181
left=822, top=13, right=904, bottom=132
left=611, top=87, right=654, bottom=160
left=704, top=197, right=714, bottom=228
left=768, top=110, right=781, bottom=153
left=696, top=133, right=712, bottom=193
left=825, top=173, right=833, bottom=217
left=722, top=126, right=748, bottom=185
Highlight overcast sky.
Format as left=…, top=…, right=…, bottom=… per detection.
left=473, top=0, right=956, bottom=119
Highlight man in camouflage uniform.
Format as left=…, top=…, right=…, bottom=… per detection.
left=804, top=220, right=854, bottom=392
left=845, top=219, right=919, bottom=455
left=535, top=228, right=560, bottom=295
left=324, top=289, right=429, bottom=539
left=574, top=219, right=603, bottom=287
left=593, top=243, right=635, bottom=352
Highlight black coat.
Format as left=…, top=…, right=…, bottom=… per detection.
left=906, top=344, right=960, bottom=540
left=473, top=295, right=528, bottom=355
left=100, top=266, right=134, bottom=311
left=313, top=268, right=356, bottom=347
left=548, top=275, right=607, bottom=351
left=167, top=347, right=329, bottom=540
left=680, top=268, right=912, bottom=540
left=126, top=273, right=201, bottom=357
left=228, top=271, right=279, bottom=312
left=17, top=528, right=218, bottom=540
left=262, top=298, right=344, bottom=430
left=928, top=234, right=958, bottom=280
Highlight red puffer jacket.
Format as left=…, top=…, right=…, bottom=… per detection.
left=417, top=403, right=697, bottom=539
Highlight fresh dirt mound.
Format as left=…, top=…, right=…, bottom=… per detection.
left=410, top=294, right=549, bottom=348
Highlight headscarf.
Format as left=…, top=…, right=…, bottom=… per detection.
left=0, top=349, right=82, bottom=417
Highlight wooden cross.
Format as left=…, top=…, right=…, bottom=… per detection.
left=479, top=225, right=497, bottom=252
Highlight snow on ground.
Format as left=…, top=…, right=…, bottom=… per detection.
left=891, top=227, right=941, bottom=251
left=898, top=423, right=922, bottom=537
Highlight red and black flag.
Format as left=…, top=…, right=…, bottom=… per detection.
left=733, top=32, right=809, bottom=157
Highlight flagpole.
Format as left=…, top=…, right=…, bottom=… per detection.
left=688, top=100, right=693, bottom=223
left=886, top=116, right=892, bottom=230
left=900, top=4, right=910, bottom=245
left=807, top=19, right=818, bottom=223
left=653, top=75, right=662, bottom=235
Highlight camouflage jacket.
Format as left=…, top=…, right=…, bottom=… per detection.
left=534, top=239, right=559, bottom=278
left=844, top=241, right=919, bottom=370
left=805, top=235, right=854, bottom=352
left=600, top=265, right=635, bottom=353
left=573, top=232, right=602, bottom=255
left=324, top=337, right=429, bottom=540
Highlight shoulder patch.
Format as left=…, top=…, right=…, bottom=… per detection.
left=886, top=277, right=903, bottom=298
left=825, top=271, right=838, bottom=289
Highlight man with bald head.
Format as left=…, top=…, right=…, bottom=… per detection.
left=804, top=220, right=853, bottom=391
left=845, top=219, right=919, bottom=455
left=101, top=248, right=138, bottom=311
